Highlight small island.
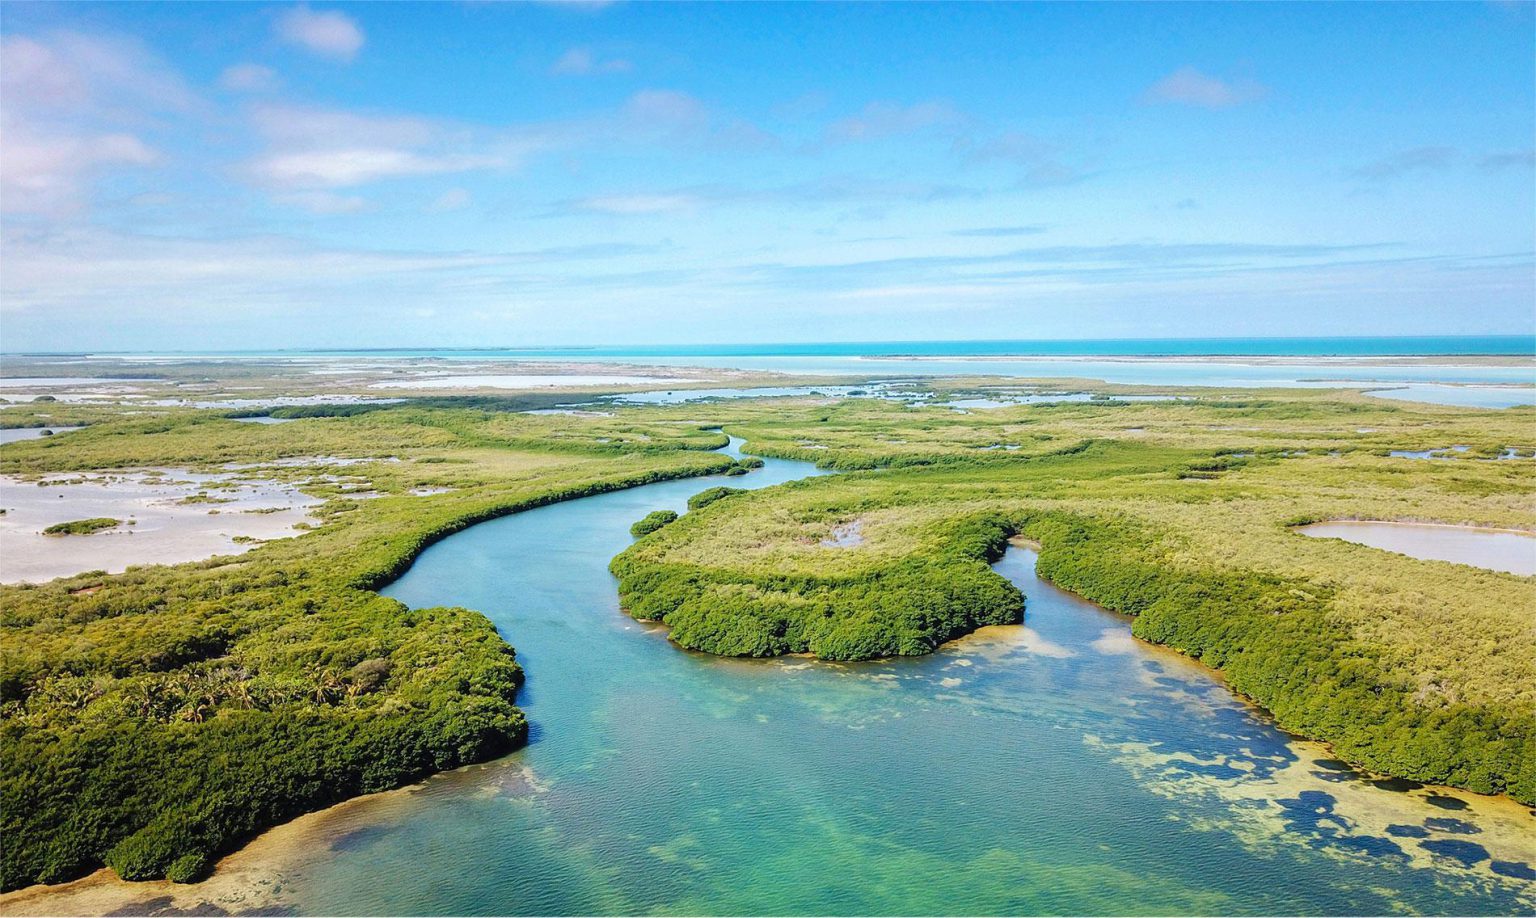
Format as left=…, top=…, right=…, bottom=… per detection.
left=40, top=517, right=121, bottom=536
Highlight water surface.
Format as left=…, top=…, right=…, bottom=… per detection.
left=306, top=448, right=1533, bottom=915
left=6, top=445, right=1531, bottom=915
left=1298, top=521, right=1536, bottom=576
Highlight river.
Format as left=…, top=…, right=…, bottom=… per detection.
left=24, top=439, right=1531, bottom=915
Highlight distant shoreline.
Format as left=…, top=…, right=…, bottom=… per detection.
left=3, top=334, right=1533, bottom=362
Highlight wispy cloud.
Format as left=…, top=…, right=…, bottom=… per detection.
left=823, top=100, right=965, bottom=144
left=0, top=226, right=665, bottom=319
left=274, top=190, right=370, bottom=214
left=427, top=188, right=472, bottom=212
left=1480, top=149, right=1535, bottom=171
left=949, top=225, right=1048, bottom=238
left=550, top=47, right=632, bottom=76
left=219, top=63, right=280, bottom=93
left=242, top=104, right=540, bottom=191
left=275, top=6, right=364, bottom=62
left=1144, top=66, right=1267, bottom=109
left=0, top=32, right=194, bottom=215
left=573, top=193, right=700, bottom=215
left=550, top=174, right=981, bottom=218
left=953, top=131, right=1080, bottom=185
left=1350, top=146, right=1456, bottom=180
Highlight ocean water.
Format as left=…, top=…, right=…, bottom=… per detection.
left=48, top=335, right=1536, bottom=359
left=36, top=338, right=1533, bottom=406
left=228, top=443, right=1536, bottom=916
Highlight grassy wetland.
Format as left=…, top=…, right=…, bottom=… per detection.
left=616, top=390, right=1536, bottom=801
left=2, top=371, right=1534, bottom=906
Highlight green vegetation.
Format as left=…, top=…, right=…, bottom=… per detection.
left=609, top=392, right=1536, bottom=803
left=614, top=510, right=1021, bottom=658
left=630, top=510, right=679, bottom=538
left=41, top=518, right=120, bottom=536
left=687, top=486, right=745, bottom=511
left=0, top=408, right=737, bottom=890
left=3, top=378, right=1534, bottom=894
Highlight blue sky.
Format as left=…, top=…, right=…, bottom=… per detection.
left=1, top=1, right=1532, bottom=350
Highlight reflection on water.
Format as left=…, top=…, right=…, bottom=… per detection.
left=1366, top=384, right=1536, bottom=409
left=1297, top=521, right=1536, bottom=576
left=0, top=426, right=82, bottom=444
left=7, top=449, right=1531, bottom=916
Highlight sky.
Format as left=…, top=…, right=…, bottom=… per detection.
left=1, top=1, right=1533, bottom=352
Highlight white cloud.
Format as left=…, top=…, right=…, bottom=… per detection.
left=219, top=63, right=280, bottom=93
left=275, top=6, right=364, bottom=62
left=1143, top=67, right=1266, bottom=109
left=252, top=147, right=505, bottom=188
left=0, top=226, right=497, bottom=315
left=575, top=193, right=699, bottom=215
left=0, top=115, right=159, bottom=214
left=0, top=32, right=192, bottom=215
left=0, top=33, right=197, bottom=114
left=551, top=47, right=632, bottom=76
left=242, top=105, right=539, bottom=193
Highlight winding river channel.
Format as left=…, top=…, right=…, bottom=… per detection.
left=39, top=439, right=1529, bottom=915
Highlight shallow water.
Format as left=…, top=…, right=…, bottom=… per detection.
left=189, top=444, right=1536, bottom=916
left=370, top=374, right=700, bottom=390
left=1366, top=384, right=1536, bottom=409
left=1297, top=521, right=1536, bottom=576
left=0, top=427, right=83, bottom=444
left=510, top=354, right=1536, bottom=403
left=0, top=469, right=318, bottom=583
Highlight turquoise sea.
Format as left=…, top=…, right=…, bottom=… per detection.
left=22, top=335, right=1535, bottom=406
left=29, top=334, right=1535, bottom=359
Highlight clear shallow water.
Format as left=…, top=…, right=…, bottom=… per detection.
left=0, top=469, right=318, bottom=584
left=1298, top=522, right=1536, bottom=577
left=0, top=426, right=82, bottom=444
left=1365, top=384, right=1536, bottom=409
left=221, top=445, right=1536, bottom=916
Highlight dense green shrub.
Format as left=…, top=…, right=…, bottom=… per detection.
left=1019, top=509, right=1536, bottom=804
left=0, top=411, right=738, bottom=890
left=630, top=510, right=680, bottom=538
left=687, top=486, right=745, bottom=511
left=613, top=512, right=1022, bottom=660
left=41, top=517, right=120, bottom=535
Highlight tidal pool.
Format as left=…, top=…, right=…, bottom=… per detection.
left=1297, top=521, right=1536, bottom=576
left=0, top=427, right=83, bottom=444
left=7, top=446, right=1533, bottom=916
left=0, top=469, right=319, bottom=583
